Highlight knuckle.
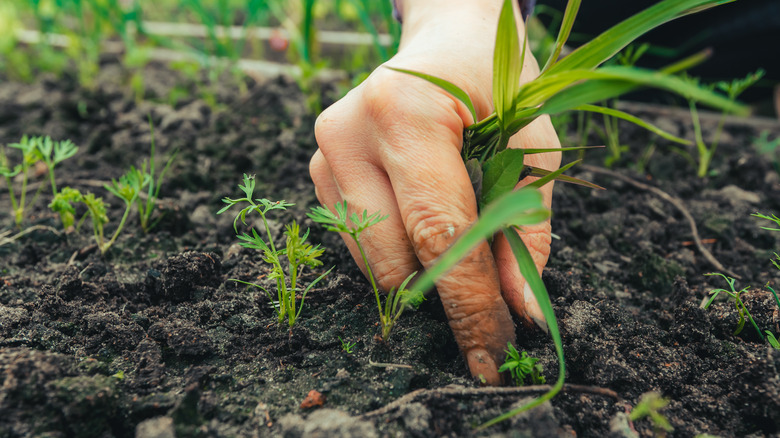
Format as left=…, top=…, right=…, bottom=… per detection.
left=308, top=151, right=328, bottom=185
left=406, top=211, right=467, bottom=265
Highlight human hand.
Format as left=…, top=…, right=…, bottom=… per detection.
left=309, top=0, right=561, bottom=385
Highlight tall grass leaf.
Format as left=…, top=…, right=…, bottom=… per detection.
left=534, top=67, right=749, bottom=117
left=527, top=167, right=605, bottom=189
left=388, top=67, right=478, bottom=123
left=493, top=0, right=523, bottom=129
left=541, top=0, right=581, bottom=73
left=544, top=0, right=736, bottom=75
left=526, top=159, right=582, bottom=189
left=477, top=228, right=565, bottom=429
left=403, top=188, right=548, bottom=306
left=574, top=104, right=692, bottom=145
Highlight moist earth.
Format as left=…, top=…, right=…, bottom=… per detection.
left=1, top=63, right=779, bottom=437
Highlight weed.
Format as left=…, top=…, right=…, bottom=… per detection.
left=127, top=120, right=178, bottom=233
left=686, top=69, right=764, bottom=178
left=338, top=336, right=357, bottom=354
left=498, top=343, right=545, bottom=386
left=308, top=201, right=415, bottom=340
left=629, top=392, right=673, bottom=437
left=390, top=0, right=745, bottom=428
left=219, top=174, right=332, bottom=328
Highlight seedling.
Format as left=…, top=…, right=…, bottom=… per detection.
left=219, top=174, right=332, bottom=328
left=498, top=343, right=545, bottom=386
left=702, top=273, right=764, bottom=341
left=50, top=170, right=139, bottom=254
left=389, top=0, right=745, bottom=428
left=308, top=201, right=416, bottom=341
left=687, top=69, right=764, bottom=177
left=129, top=120, right=178, bottom=233
left=629, top=392, right=674, bottom=436
left=754, top=131, right=780, bottom=175
left=338, top=336, right=357, bottom=354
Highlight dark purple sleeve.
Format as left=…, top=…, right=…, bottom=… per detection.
left=391, top=0, right=536, bottom=22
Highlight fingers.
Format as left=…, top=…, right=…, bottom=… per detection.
left=312, top=97, right=422, bottom=292
left=493, top=114, right=561, bottom=328
left=369, top=82, right=515, bottom=385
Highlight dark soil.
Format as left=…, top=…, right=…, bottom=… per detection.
left=1, top=63, right=779, bottom=438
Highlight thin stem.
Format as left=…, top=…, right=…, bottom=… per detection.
left=353, top=233, right=384, bottom=323
left=689, top=100, right=709, bottom=178
left=103, top=200, right=133, bottom=254
left=5, top=175, right=19, bottom=224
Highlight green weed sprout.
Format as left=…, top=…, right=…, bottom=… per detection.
left=32, top=136, right=78, bottom=197
left=308, top=201, right=417, bottom=341
left=687, top=69, right=764, bottom=177
left=498, top=343, right=545, bottom=386
left=50, top=172, right=138, bottom=255
left=629, top=392, right=674, bottom=436
left=754, top=131, right=780, bottom=175
left=219, top=174, right=332, bottom=328
left=338, top=336, right=357, bottom=354
left=702, top=273, right=764, bottom=341
left=388, top=0, right=745, bottom=428
left=130, top=121, right=178, bottom=233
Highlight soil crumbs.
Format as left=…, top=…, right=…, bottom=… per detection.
left=1, top=64, right=780, bottom=437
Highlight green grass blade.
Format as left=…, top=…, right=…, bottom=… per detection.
left=526, top=159, right=582, bottom=189
left=477, top=228, right=565, bottom=429
left=527, top=167, right=605, bottom=190
left=574, top=104, right=692, bottom=145
left=541, top=0, right=581, bottom=73
left=493, top=0, right=523, bottom=129
left=544, top=0, right=735, bottom=75
left=387, top=67, right=478, bottom=123
left=403, top=188, right=549, bottom=306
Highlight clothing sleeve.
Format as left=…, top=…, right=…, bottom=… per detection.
left=391, top=0, right=536, bottom=22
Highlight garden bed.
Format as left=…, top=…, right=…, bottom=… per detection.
left=1, top=63, right=779, bottom=437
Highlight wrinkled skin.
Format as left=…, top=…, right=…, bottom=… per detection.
left=309, top=0, right=561, bottom=385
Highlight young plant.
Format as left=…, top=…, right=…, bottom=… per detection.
left=629, top=392, right=674, bottom=436
left=702, top=273, right=765, bottom=341
left=338, top=336, right=357, bottom=354
left=129, top=121, right=178, bottom=233
left=218, top=174, right=332, bottom=328
left=498, top=343, right=545, bottom=386
left=687, top=69, right=764, bottom=177
left=308, top=201, right=416, bottom=340
left=388, top=0, right=745, bottom=428
left=49, top=171, right=138, bottom=255
left=32, top=136, right=79, bottom=198
left=4, top=136, right=45, bottom=226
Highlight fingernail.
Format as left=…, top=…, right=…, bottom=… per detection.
left=466, top=349, right=501, bottom=386
left=524, top=283, right=548, bottom=333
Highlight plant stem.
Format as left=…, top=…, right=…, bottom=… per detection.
left=102, top=201, right=133, bottom=254
left=352, top=232, right=385, bottom=333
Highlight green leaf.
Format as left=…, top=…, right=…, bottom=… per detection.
left=541, top=0, right=581, bottom=72
left=526, top=166, right=605, bottom=190
left=477, top=228, right=565, bottom=428
left=493, top=0, right=523, bottom=130
left=403, top=187, right=548, bottom=307
left=387, top=67, right=477, bottom=124
left=544, top=0, right=736, bottom=75
left=480, top=149, right=525, bottom=209
left=574, top=104, right=692, bottom=145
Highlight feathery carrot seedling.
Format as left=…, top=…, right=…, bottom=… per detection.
left=702, top=273, right=765, bottom=341
left=219, top=174, right=332, bottom=328
left=308, top=201, right=416, bottom=340
left=50, top=171, right=138, bottom=255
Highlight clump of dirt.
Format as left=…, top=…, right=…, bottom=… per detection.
left=1, top=63, right=780, bottom=437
